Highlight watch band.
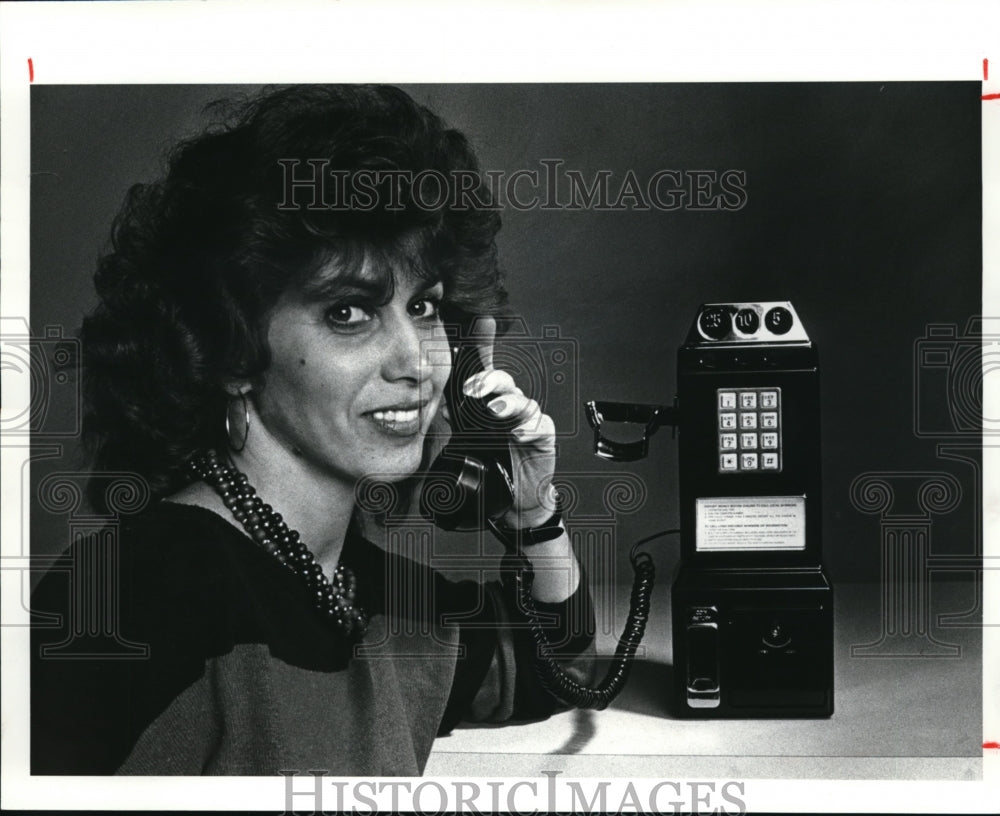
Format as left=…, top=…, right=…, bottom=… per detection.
left=487, top=487, right=565, bottom=550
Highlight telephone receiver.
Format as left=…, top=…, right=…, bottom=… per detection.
left=418, top=312, right=663, bottom=711
left=419, top=313, right=518, bottom=531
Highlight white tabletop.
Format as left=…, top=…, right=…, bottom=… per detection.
left=426, top=580, right=983, bottom=780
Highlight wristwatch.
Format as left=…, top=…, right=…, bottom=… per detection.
left=488, top=488, right=564, bottom=549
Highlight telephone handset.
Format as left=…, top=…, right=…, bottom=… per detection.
left=419, top=315, right=518, bottom=531
left=419, top=313, right=659, bottom=710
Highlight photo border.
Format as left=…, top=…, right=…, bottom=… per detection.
left=2, top=1, right=997, bottom=812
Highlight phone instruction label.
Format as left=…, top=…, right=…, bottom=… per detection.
left=696, top=495, right=806, bottom=551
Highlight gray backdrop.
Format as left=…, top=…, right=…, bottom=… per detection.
left=29, top=83, right=981, bottom=586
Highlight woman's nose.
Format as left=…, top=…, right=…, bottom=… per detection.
left=382, top=314, right=433, bottom=384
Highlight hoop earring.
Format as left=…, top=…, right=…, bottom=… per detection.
left=225, top=393, right=250, bottom=452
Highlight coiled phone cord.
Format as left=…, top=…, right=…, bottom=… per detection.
left=503, top=528, right=679, bottom=710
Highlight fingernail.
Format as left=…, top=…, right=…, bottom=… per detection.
left=488, top=398, right=506, bottom=414
left=512, top=427, right=525, bottom=438
left=462, top=375, right=479, bottom=396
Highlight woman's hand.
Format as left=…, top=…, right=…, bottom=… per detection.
left=460, top=316, right=558, bottom=530
left=456, top=316, right=578, bottom=603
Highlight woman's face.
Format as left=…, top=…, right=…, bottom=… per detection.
left=250, top=257, right=452, bottom=486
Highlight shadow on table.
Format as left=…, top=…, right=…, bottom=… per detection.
left=553, top=660, right=674, bottom=754
left=443, top=657, right=677, bottom=755
left=549, top=657, right=677, bottom=754
left=607, top=656, right=675, bottom=718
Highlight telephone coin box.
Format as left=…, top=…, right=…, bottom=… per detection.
left=672, top=301, right=833, bottom=717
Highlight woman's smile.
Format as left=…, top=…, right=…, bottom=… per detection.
left=364, top=400, right=429, bottom=437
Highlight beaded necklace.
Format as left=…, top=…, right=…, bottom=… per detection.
left=188, top=449, right=368, bottom=642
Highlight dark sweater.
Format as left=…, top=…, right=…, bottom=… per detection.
left=30, top=502, right=594, bottom=775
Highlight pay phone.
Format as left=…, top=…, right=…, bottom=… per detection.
left=588, top=301, right=833, bottom=717
left=424, top=300, right=833, bottom=716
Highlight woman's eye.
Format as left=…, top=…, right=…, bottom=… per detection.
left=408, top=297, right=441, bottom=320
left=325, top=304, right=372, bottom=327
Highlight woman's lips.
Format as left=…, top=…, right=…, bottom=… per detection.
left=366, top=407, right=422, bottom=437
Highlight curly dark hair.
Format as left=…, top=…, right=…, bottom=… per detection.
left=81, top=85, right=506, bottom=510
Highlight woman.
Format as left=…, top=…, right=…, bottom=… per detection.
left=30, top=85, right=594, bottom=775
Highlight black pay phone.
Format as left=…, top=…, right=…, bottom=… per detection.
left=673, top=301, right=832, bottom=717
left=588, top=301, right=833, bottom=717
left=424, top=301, right=833, bottom=715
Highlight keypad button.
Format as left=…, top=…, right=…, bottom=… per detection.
left=720, top=453, right=738, bottom=471
left=740, top=413, right=757, bottom=429
left=760, top=391, right=778, bottom=409
left=740, top=432, right=758, bottom=449
left=720, top=433, right=737, bottom=450
left=740, top=392, right=757, bottom=409
left=760, top=412, right=778, bottom=428
left=719, top=392, right=736, bottom=409
left=720, top=413, right=737, bottom=429
left=740, top=453, right=758, bottom=470
left=761, top=432, right=778, bottom=449
left=762, top=452, right=779, bottom=469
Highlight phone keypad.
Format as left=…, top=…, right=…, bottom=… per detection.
left=717, top=388, right=782, bottom=473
